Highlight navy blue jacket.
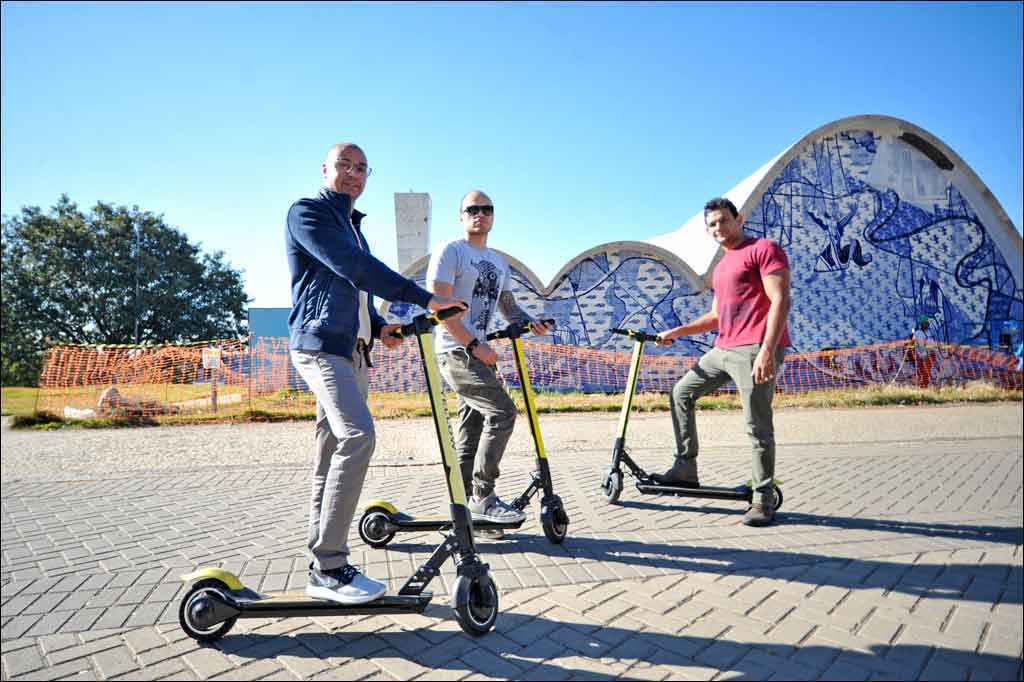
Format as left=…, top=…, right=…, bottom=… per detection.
left=286, top=188, right=432, bottom=358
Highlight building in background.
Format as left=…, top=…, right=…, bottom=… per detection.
left=385, top=115, right=1023, bottom=356
left=248, top=116, right=1022, bottom=357
left=395, top=192, right=431, bottom=273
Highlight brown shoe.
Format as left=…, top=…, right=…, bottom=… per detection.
left=743, top=503, right=775, bottom=527
left=650, top=474, right=700, bottom=488
left=651, top=455, right=699, bottom=487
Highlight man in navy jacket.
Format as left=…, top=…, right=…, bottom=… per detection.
left=286, top=142, right=464, bottom=604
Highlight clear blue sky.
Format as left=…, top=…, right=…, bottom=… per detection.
left=3, top=1, right=1021, bottom=309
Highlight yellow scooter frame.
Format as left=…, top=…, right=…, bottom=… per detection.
left=358, top=319, right=569, bottom=545
left=177, top=308, right=500, bottom=642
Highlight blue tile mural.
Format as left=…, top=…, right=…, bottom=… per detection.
left=387, top=129, right=1022, bottom=355
left=386, top=249, right=715, bottom=356
left=745, top=130, right=1022, bottom=351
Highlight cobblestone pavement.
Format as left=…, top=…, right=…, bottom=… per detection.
left=2, top=404, right=1022, bottom=680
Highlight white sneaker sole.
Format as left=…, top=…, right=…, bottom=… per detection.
left=305, top=584, right=386, bottom=605
left=471, top=512, right=525, bottom=524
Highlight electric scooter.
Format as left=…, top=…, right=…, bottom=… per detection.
left=600, top=327, right=784, bottom=509
left=178, top=307, right=501, bottom=642
left=358, top=319, right=570, bottom=546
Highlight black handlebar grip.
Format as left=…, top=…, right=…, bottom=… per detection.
left=486, top=317, right=558, bottom=341
left=611, top=328, right=665, bottom=343
left=433, top=305, right=466, bottom=322
left=390, top=304, right=466, bottom=339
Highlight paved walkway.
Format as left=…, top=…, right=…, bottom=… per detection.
left=2, top=404, right=1022, bottom=680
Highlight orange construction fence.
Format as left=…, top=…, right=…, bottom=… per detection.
left=35, top=338, right=1023, bottom=420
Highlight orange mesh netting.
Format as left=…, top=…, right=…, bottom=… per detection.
left=36, top=338, right=1022, bottom=419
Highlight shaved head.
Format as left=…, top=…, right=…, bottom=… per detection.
left=322, top=142, right=369, bottom=201
left=460, top=190, right=492, bottom=211
left=459, top=189, right=495, bottom=243
left=325, top=142, right=364, bottom=165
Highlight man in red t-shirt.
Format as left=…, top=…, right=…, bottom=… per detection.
left=654, top=197, right=792, bottom=526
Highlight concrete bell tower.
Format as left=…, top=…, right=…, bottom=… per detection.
left=394, top=192, right=431, bottom=274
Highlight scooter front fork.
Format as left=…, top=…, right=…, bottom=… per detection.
left=511, top=471, right=544, bottom=511
left=610, top=437, right=648, bottom=481
left=399, top=505, right=480, bottom=596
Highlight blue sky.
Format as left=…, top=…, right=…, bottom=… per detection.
left=3, top=1, right=1021, bottom=309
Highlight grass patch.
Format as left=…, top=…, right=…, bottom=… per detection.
left=1, top=387, right=41, bottom=417
left=5, top=382, right=1020, bottom=430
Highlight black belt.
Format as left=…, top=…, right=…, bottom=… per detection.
left=355, top=339, right=373, bottom=368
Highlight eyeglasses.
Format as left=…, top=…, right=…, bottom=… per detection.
left=335, top=159, right=372, bottom=178
left=463, top=205, right=494, bottom=216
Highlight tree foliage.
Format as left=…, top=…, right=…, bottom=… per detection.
left=2, top=195, right=248, bottom=385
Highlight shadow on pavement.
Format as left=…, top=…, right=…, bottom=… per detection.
left=221, top=610, right=1023, bottom=680
left=613, top=499, right=1023, bottom=545
left=384, top=528, right=1023, bottom=605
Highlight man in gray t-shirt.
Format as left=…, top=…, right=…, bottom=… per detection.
left=429, top=238, right=512, bottom=354
left=426, top=190, right=552, bottom=533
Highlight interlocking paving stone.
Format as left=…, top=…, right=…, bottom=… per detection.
left=2, top=409, right=1022, bottom=680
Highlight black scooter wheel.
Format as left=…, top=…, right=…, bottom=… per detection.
left=540, top=500, right=569, bottom=544
left=179, top=579, right=236, bottom=643
left=602, top=469, right=623, bottom=504
left=359, top=507, right=396, bottom=548
left=452, top=573, right=499, bottom=636
left=773, top=485, right=784, bottom=511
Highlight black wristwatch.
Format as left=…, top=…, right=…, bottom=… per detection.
left=466, top=338, right=480, bottom=356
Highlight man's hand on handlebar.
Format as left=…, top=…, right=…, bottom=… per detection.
left=529, top=318, right=554, bottom=336
left=655, top=329, right=677, bottom=347
left=380, top=324, right=403, bottom=349
left=426, top=296, right=467, bottom=316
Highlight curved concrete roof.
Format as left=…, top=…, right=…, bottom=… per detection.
left=401, top=240, right=704, bottom=294
left=645, top=114, right=1022, bottom=284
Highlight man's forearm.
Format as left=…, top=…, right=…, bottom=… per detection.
left=429, top=279, right=475, bottom=346
left=441, top=318, right=476, bottom=346
left=760, top=294, right=790, bottom=352
left=673, top=311, right=718, bottom=338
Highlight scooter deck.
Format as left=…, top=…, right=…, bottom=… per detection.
left=227, top=590, right=432, bottom=617
left=392, top=513, right=525, bottom=530
left=635, top=482, right=753, bottom=501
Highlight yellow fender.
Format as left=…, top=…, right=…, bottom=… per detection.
left=363, top=499, right=398, bottom=514
left=179, top=567, right=244, bottom=591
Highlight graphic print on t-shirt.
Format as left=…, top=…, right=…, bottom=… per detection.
left=470, top=259, right=500, bottom=332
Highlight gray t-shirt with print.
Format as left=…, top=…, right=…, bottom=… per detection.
left=426, top=239, right=512, bottom=354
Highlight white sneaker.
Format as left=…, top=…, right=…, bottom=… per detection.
left=468, top=493, right=526, bottom=523
left=306, top=564, right=386, bottom=605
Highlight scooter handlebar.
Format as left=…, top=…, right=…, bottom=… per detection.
left=486, top=318, right=556, bottom=341
left=611, top=328, right=665, bottom=344
left=390, top=305, right=466, bottom=339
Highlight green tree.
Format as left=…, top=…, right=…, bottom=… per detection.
left=2, top=195, right=248, bottom=386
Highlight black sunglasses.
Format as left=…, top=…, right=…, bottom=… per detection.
left=463, top=205, right=494, bottom=216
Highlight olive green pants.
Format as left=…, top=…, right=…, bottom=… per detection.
left=669, top=344, right=786, bottom=506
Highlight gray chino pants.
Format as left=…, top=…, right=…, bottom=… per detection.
left=437, top=349, right=517, bottom=500
left=290, top=348, right=373, bottom=571
left=670, top=344, right=786, bottom=505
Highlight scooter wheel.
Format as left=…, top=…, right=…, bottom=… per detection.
left=772, top=484, right=784, bottom=511
left=602, top=469, right=623, bottom=504
left=359, top=507, right=396, bottom=548
left=179, top=579, right=236, bottom=643
left=540, top=500, right=569, bottom=544
left=451, top=573, right=499, bottom=636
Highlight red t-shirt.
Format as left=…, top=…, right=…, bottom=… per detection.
left=712, top=237, right=791, bottom=349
